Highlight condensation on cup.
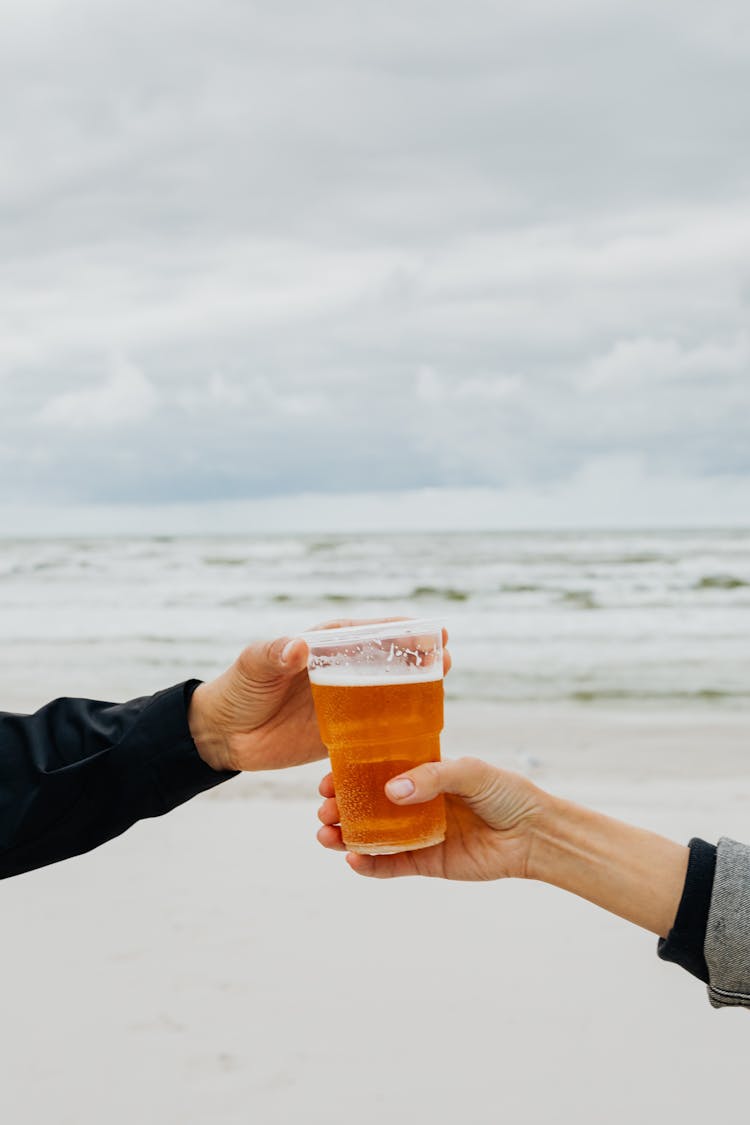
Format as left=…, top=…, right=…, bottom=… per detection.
left=302, top=619, right=447, bottom=855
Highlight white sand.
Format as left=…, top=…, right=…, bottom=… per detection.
left=2, top=703, right=750, bottom=1125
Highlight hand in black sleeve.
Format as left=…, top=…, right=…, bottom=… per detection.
left=0, top=631, right=338, bottom=881
left=0, top=681, right=235, bottom=880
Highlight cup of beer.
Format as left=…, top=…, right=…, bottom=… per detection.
left=303, top=619, right=446, bottom=855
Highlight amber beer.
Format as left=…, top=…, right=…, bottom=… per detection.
left=310, top=666, right=446, bottom=855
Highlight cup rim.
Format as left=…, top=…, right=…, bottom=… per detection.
left=299, top=617, right=443, bottom=649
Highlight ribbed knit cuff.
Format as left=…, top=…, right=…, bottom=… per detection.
left=657, top=837, right=717, bottom=983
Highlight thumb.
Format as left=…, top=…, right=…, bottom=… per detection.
left=242, top=636, right=309, bottom=678
left=385, top=757, right=497, bottom=806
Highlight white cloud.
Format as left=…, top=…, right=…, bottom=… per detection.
left=580, top=333, right=750, bottom=389
left=37, top=359, right=158, bottom=429
left=415, top=366, right=522, bottom=404
left=175, top=372, right=249, bottom=414
left=207, top=372, right=246, bottom=406
left=0, top=0, right=748, bottom=511
left=415, top=366, right=442, bottom=403
left=454, top=375, right=523, bottom=401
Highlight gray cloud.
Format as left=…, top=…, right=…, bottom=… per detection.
left=1, top=0, right=749, bottom=507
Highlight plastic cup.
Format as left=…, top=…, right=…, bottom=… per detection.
left=303, top=619, right=446, bottom=855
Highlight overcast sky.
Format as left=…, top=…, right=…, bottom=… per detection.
left=1, top=0, right=749, bottom=526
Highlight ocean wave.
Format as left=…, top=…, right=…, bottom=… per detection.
left=265, top=586, right=473, bottom=605
left=499, top=583, right=544, bottom=594
left=411, top=585, right=470, bottom=601
left=203, top=556, right=249, bottom=567
left=559, top=590, right=599, bottom=610
left=306, top=539, right=342, bottom=554
left=445, top=686, right=750, bottom=706
left=607, top=552, right=671, bottom=565
left=4, top=530, right=749, bottom=713
left=694, top=575, right=749, bottom=590
left=569, top=688, right=748, bottom=704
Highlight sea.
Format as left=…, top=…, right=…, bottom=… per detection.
left=1, top=528, right=748, bottom=713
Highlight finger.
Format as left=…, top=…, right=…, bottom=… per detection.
left=317, top=797, right=340, bottom=825
left=346, top=852, right=412, bottom=879
left=318, top=772, right=335, bottom=798
left=243, top=635, right=308, bottom=677
left=279, top=636, right=309, bottom=673
left=317, top=824, right=347, bottom=851
left=442, top=625, right=451, bottom=676
left=384, top=757, right=497, bottom=806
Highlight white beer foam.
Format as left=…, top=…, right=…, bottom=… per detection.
left=308, top=664, right=443, bottom=686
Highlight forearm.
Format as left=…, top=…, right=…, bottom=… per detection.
left=528, top=794, right=689, bottom=938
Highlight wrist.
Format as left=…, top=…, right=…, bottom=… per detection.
left=525, top=791, right=572, bottom=885
left=188, top=682, right=232, bottom=773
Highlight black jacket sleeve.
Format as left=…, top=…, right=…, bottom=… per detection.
left=0, top=680, right=236, bottom=880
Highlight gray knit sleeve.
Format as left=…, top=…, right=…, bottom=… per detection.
left=705, top=837, right=750, bottom=1009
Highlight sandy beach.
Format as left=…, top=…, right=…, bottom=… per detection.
left=2, top=529, right=748, bottom=1122
left=2, top=697, right=749, bottom=1125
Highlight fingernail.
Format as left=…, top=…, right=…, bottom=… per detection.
left=281, top=640, right=296, bottom=665
left=387, top=778, right=415, bottom=799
